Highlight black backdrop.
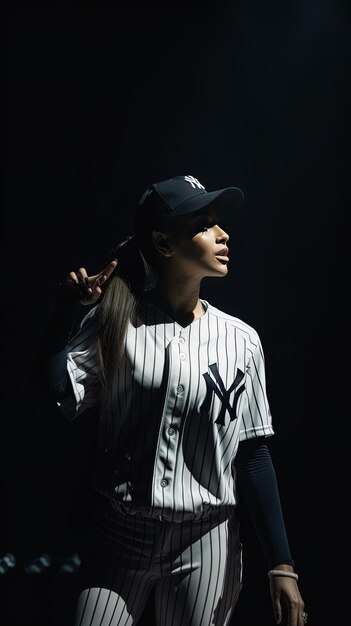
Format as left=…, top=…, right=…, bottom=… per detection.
left=1, top=1, right=349, bottom=625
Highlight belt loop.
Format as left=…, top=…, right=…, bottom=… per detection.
left=158, top=514, right=166, bottom=522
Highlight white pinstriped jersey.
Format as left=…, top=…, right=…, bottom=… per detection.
left=58, top=299, right=274, bottom=522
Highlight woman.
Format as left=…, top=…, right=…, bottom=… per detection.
left=42, top=175, right=306, bottom=626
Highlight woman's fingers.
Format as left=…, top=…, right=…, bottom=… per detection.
left=66, top=271, right=80, bottom=285
left=60, top=259, right=118, bottom=305
left=58, top=260, right=115, bottom=305
left=89, top=259, right=118, bottom=287
left=270, top=579, right=305, bottom=626
left=76, top=267, right=89, bottom=282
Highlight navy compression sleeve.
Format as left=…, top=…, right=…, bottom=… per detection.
left=234, top=437, right=294, bottom=569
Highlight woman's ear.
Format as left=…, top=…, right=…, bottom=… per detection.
left=151, top=231, right=174, bottom=257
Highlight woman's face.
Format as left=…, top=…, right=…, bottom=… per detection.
left=162, top=209, right=230, bottom=279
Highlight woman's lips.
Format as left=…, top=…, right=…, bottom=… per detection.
left=215, top=247, right=229, bottom=262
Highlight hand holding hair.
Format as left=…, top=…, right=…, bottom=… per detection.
left=60, top=259, right=118, bottom=306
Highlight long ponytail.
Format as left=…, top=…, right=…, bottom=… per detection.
left=95, top=234, right=152, bottom=408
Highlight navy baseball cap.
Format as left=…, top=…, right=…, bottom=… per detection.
left=136, top=175, right=244, bottom=226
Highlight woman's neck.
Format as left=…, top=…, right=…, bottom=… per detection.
left=146, top=275, right=204, bottom=326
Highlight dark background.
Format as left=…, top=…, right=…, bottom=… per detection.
left=1, top=1, right=349, bottom=624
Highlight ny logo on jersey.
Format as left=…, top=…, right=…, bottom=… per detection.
left=201, top=363, right=245, bottom=426
left=184, top=175, right=205, bottom=190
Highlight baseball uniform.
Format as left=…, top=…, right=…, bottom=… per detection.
left=53, top=295, right=274, bottom=626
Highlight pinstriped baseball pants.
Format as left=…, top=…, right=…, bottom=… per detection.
left=73, top=501, right=243, bottom=626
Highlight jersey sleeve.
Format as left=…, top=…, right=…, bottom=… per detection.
left=57, top=306, right=100, bottom=421
left=239, top=336, right=274, bottom=441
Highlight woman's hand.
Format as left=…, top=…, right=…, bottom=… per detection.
left=270, top=570, right=306, bottom=626
left=61, top=259, right=118, bottom=305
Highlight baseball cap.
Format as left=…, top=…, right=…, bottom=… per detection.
left=136, top=175, right=244, bottom=227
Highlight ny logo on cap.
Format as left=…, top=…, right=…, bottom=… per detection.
left=184, top=175, right=205, bottom=190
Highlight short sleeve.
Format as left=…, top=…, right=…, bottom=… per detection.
left=239, top=336, right=274, bottom=441
left=57, top=306, right=100, bottom=421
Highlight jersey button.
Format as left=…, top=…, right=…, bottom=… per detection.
left=176, top=384, right=184, bottom=394
left=160, top=479, right=168, bottom=488
left=167, top=427, right=175, bottom=436
left=178, top=336, right=185, bottom=344
left=179, top=353, right=186, bottom=360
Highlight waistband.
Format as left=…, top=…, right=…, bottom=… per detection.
left=108, top=500, right=236, bottom=525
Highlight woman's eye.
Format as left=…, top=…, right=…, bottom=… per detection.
left=199, top=222, right=215, bottom=231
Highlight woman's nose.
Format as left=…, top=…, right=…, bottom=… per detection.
left=215, top=225, right=229, bottom=242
